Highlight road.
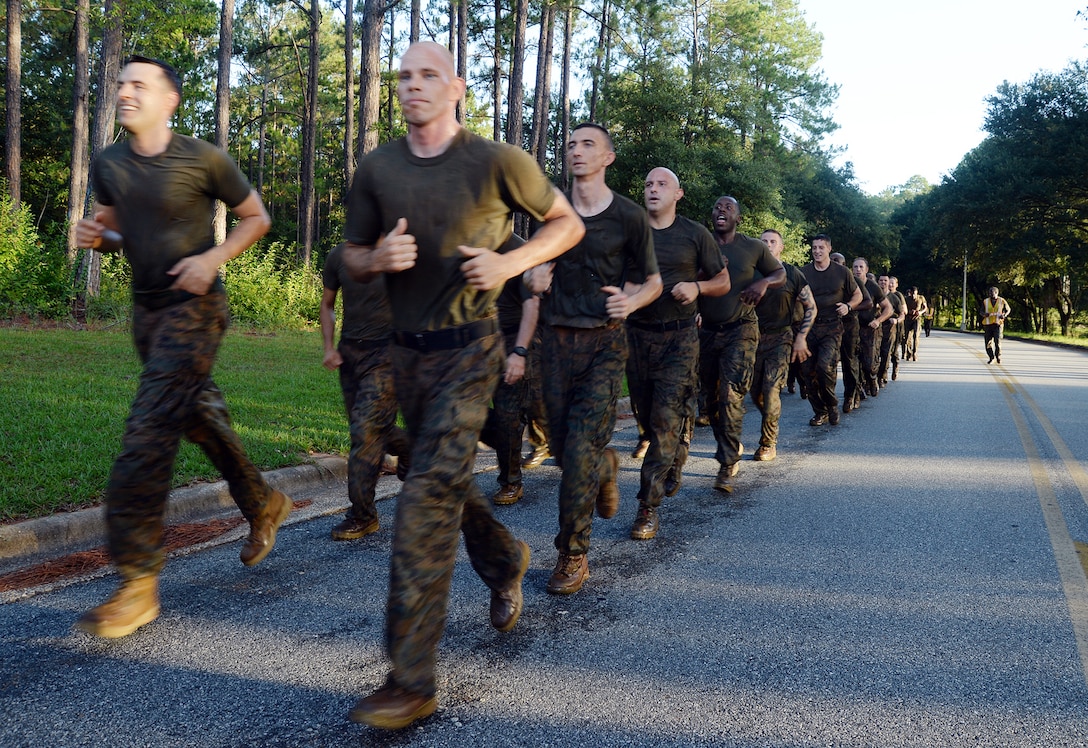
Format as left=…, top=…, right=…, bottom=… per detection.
left=2, top=330, right=1088, bottom=747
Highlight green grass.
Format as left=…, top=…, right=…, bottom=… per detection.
left=0, top=327, right=349, bottom=522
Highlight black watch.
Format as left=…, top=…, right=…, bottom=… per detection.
left=511, top=346, right=529, bottom=357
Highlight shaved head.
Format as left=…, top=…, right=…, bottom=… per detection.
left=400, top=42, right=456, bottom=78
left=646, top=167, right=680, bottom=189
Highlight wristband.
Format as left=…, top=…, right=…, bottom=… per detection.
left=845, top=303, right=851, bottom=312
left=696, top=282, right=701, bottom=296
left=511, top=346, right=528, bottom=357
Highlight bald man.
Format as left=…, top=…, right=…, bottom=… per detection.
left=625, top=167, right=729, bottom=539
left=342, top=42, right=584, bottom=730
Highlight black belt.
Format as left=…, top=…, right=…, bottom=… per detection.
left=701, top=318, right=748, bottom=333
left=393, top=317, right=499, bottom=352
left=627, top=317, right=696, bottom=333
left=339, top=336, right=391, bottom=350
left=814, top=316, right=841, bottom=325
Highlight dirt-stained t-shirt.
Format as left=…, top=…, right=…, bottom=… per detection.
left=322, top=244, right=392, bottom=342
left=800, top=261, right=859, bottom=318
left=629, top=215, right=724, bottom=325
left=859, top=277, right=885, bottom=324
left=92, top=134, right=254, bottom=308
left=698, top=233, right=782, bottom=325
left=494, top=235, right=531, bottom=333
left=344, top=129, right=556, bottom=333
left=544, top=191, right=657, bottom=328
left=756, top=262, right=808, bottom=331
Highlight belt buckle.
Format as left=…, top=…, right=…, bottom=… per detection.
left=413, top=332, right=428, bottom=352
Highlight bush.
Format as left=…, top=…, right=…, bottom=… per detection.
left=84, top=251, right=134, bottom=326
left=0, top=194, right=72, bottom=318
left=221, top=241, right=323, bottom=329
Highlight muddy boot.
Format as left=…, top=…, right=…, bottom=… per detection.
left=75, top=574, right=160, bottom=639
left=240, top=490, right=293, bottom=566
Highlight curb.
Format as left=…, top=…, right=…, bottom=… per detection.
left=0, top=397, right=635, bottom=576
left=0, top=456, right=348, bottom=575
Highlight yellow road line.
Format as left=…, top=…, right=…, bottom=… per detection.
left=984, top=357, right=1088, bottom=685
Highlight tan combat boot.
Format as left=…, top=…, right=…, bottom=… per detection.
left=75, top=574, right=160, bottom=639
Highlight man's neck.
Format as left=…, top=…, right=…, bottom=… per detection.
left=570, top=175, right=613, bottom=218
left=647, top=209, right=676, bottom=230
left=406, top=118, right=461, bottom=158
left=714, top=228, right=737, bottom=246
left=128, top=126, right=173, bottom=158
left=813, top=259, right=830, bottom=271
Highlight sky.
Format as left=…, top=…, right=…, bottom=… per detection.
left=797, top=0, right=1088, bottom=194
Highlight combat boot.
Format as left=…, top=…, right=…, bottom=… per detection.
left=75, top=573, right=160, bottom=639
left=241, top=490, right=293, bottom=566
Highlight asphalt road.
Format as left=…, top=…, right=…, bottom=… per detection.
left=3, top=330, right=1088, bottom=747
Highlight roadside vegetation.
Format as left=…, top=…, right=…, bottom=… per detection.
left=0, top=326, right=346, bottom=522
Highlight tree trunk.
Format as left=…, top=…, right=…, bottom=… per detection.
left=589, top=0, right=608, bottom=123
left=492, top=0, right=502, bottom=141
left=298, top=0, right=320, bottom=265
left=213, top=0, right=235, bottom=245
left=66, top=0, right=90, bottom=262
left=448, top=1, right=455, bottom=50
left=77, top=0, right=123, bottom=310
left=558, top=4, right=572, bottom=186
left=5, top=0, right=22, bottom=206
left=410, top=0, right=420, bottom=42
left=344, top=0, right=356, bottom=190
left=356, top=0, right=386, bottom=162
left=505, top=0, right=527, bottom=147
left=530, top=2, right=555, bottom=168
left=455, top=0, right=467, bottom=122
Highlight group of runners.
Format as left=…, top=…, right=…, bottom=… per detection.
left=72, top=43, right=930, bottom=732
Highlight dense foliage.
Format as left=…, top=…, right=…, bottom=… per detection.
left=1, top=0, right=1085, bottom=333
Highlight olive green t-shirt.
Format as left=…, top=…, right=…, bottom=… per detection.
left=698, top=233, right=782, bottom=325
left=859, top=277, right=885, bottom=324
left=344, top=129, right=556, bottom=333
left=630, top=215, right=723, bottom=324
left=545, top=191, right=658, bottom=328
left=322, top=244, right=392, bottom=342
left=755, top=262, right=808, bottom=331
left=92, top=134, right=253, bottom=308
left=800, top=261, right=859, bottom=318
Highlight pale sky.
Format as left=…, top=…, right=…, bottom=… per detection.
left=798, top=0, right=1088, bottom=194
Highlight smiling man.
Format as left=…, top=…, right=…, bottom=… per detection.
left=73, top=56, right=287, bottom=639
left=341, top=42, right=584, bottom=730
left=698, top=196, right=785, bottom=493
left=799, top=235, right=862, bottom=426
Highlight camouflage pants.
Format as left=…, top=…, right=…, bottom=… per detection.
left=751, top=327, right=793, bottom=448
left=801, top=319, right=843, bottom=416
left=524, top=333, right=550, bottom=451
left=626, top=323, right=699, bottom=508
left=699, top=319, right=758, bottom=468
left=386, top=332, right=524, bottom=697
left=839, top=315, right=861, bottom=404
left=542, top=324, right=626, bottom=555
left=858, top=320, right=880, bottom=390
left=878, top=321, right=899, bottom=382
left=106, top=291, right=273, bottom=577
left=337, top=338, right=409, bottom=523
left=479, top=333, right=526, bottom=487
left=903, top=318, right=921, bottom=359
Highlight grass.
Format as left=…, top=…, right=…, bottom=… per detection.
left=0, top=326, right=348, bottom=522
